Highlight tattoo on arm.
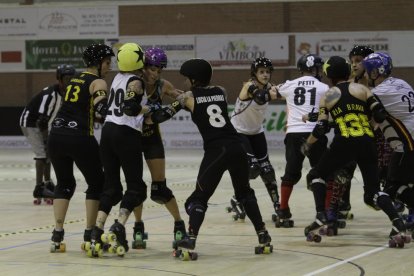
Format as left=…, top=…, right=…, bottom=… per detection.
left=325, top=88, right=341, bottom=105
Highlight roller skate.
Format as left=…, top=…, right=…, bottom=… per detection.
left=272, top=207, right=294, bottom=228
left=50, top=229, right=66, bottom=253
left=81, top=228, right=92, bottom=252
left=101, top=219, right=129, bottom=257
left=403, top=208, right=414, bottom=239
left=254, top=229, right=273, bottom=254
left=173, top=231, right=198, bottom=261
left=389, top=218, right=411, bottom=248
left=44, top=180, right=55, bottom=192
left=33, top=183, right=54, bottom=205
left=226, top=196, right=246, bottom=221
left=338, top=201, right=353, bottom=220
left=304, top=212, right=327, bottom=243
left=326, top=209, right=339, bottom=236
left=131, top=221, right=148, bottom=249
left=172, top=220, right=186, bottom=250
left=85, top=226, right=104, bottom=257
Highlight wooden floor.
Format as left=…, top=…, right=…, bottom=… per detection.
left=1, top=148, right=413, bottom=276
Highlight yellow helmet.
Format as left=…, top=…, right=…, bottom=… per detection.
left=117, top=43, right=145, bottom=72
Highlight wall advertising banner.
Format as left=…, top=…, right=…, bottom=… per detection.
left=0, top=7, right=37, bottom=38
left=295, top=31, right=414, bottom=66
left=110, top=36, right=195, bottom=70
left=0, top=40, right=25, bottom=71
left=37, top=6, right=118, bottom=38
left=0, top=6, right=118, bottom=39
left=196, top=34, right=289, bottom=68
left=25, top=39, right=104, bottom=70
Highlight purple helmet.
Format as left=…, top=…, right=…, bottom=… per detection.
left=362, top=52, right=392, bottom=76
left=145, top=47, right=168, bottom=68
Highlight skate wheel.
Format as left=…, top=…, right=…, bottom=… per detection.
left=180, top=251, right=190, bottom=261
left=50, top=244, right=56, bottom=253
left=263, top=246, right=271, bottom=254
left=226, top=207, right=232, bottom=213
left=190, top=252, right=198, bottom=260
left=338, top=221, right=346, bottom=229
left=59, top=243, right=66, bottom=252
left=232, top=215, right=238, bottom=221
left=102, top=233, right=116, bottom=243
left=173, top=249, right=182, bottom=258
left=81, top=242, right=89, bottom=251
left=404, top=235, right=412, bottom=243
left=175, top=231, right=184, bottom=241
left=319, top=227, right=327, bottom=235
left=271, top=214, right=277, bottom=222
left=116, top=246, right=125, bottom=256
left=86, top=249, right=94, bottom=257
left=33, top=199, right=41, bottom=205
left=347, top=213, right=354, bottom=220
left=314, top=235, right=322, bottom=243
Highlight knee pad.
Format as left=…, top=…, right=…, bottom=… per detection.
left=306, top=169, right=325, bottom=191
left=150, top=180, right=174, bottom=204
left=248, top=155, right=261, bottom=180
left=365, top=191, right=388, bottom=210
left=259, top=160, right=276, bottom=183
left=334, top=168, right=353, bottom=186
left=54, top=182, right=76, bottom=200
left=184, top=201, right=207, bottom=216
left=85, top=183, right=104, bottom=201
left=121, top=189, right=147, bottom=212
left=100, top=187, right=123, bottom=208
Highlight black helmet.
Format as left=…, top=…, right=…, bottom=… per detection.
left=349, top=45, right=374, bottom=60
left=323, top=56, right=351, bottom=80
left=180, top=58, right=212, bottom=86
left=82, top=43, right=115, bottom=67
left=250, top=57, right=273, bottom=77
left=297, top=54, right=324, bottom=72
left=56, top=64, right=75, bottom=80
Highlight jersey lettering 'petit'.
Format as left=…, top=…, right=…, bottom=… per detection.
left=278, top=76, right=329, bottom=133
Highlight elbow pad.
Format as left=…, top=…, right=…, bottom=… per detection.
left=367, top=96, right=387, bottom=123
left=252, top=89, right=271, bottom=105
left=311, top=119, right=330, bottom=139
left=94, top=98, right=108, bottom=117
left=150, top=102, right=181, bottom=124
left=121, top=98, right=142, bottom=116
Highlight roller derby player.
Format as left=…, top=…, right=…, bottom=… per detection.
left=302, top=56, right=409, bottom=246
left=147, top=58, right=274, bottom=259
left=131, top=47, right=186, bottom=250
left=275, top=53, right=329, bottom=228
left=229, top=57, right=280, bottom=223
left=363, top=52, right=414, bottom=246
left=48, top=44, right=113, bottom=252
left=85, top=43, right=152, bottom=257
left=20, top=64, right=76, bottom=205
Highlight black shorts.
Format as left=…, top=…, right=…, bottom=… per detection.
left=142, top=123, right=165, bottom=160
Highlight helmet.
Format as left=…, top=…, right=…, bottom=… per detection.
left=56, top=64, right=75, bottom=80
left=180, top=58, right=212, bottom=86
left=145, top=47, right=168, bottom=68
left=117, top=43, right=145, bottom=72
left=82, top=43, right=115, bottom=67
left=323, top=56, right=351, bottom=80
left=251, top=57, right=273, bottom=76
left=362, top=52, right=392, bottom=76
left=349, top=45, right=374, bottom=59
left=297, top=54, right=324, bottom=72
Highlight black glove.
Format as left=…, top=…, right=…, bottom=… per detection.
left=146, top=102, right=162, bottom=114
left=307, top=108, right=319, bottom=122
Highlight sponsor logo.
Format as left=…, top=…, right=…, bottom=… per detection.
left=39, top=12, right=77, bottom=32
left=0, top=18, right=26, bottom=25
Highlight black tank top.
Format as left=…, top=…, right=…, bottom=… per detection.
left=191, top=86, right=240, bottom=149
left=51, top=72, right=100, bottom=136
left=330, top=82, right=374, bottom=139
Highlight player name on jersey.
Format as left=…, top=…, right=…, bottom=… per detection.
left=195, top=95, right=225, bottom=103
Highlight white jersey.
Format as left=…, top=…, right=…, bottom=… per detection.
left=372, top=77, right=414, bottom=152
left=278, top=76, right=329, bottom=133
left=231, top=97, right=267, bottom=135
left=105, top=73, right=146, bottom=132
